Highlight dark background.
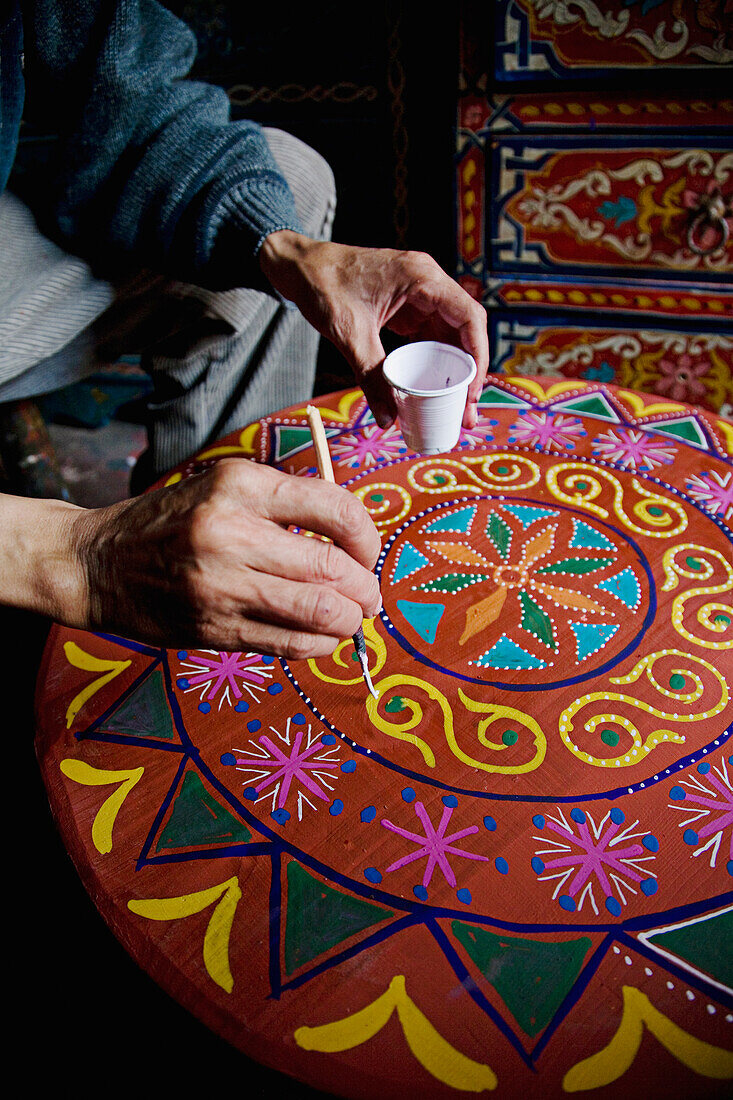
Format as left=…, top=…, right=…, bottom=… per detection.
left=15, top=3, right=461, bottom=1094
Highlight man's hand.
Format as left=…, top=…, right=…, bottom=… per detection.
left=259, top=231, right=489, bottom=430
left=1, top=460, right=382, bottom=657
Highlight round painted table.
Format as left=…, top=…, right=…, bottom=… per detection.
left=34, top=377, right=733, bottom=1099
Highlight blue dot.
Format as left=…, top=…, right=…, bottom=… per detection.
left=261, top=656, right=275, bottom=665
left=605, top=896, right=622, bottom=917
left=402, top=787, right=416, bottom=802
left=176, top=677, right=189, bottom=689
left=292, top=712, right=306, bottom=724
left=272, top=808, right=290, bottom=824
left=198, top=702, right=211, bottom=714
left=495, top=857, right=508, bottom=875
left=643, top=834, right=659, bottom=852
left=329, top=799, right=344, bottom=817
left=483, top=815, right=497, bottom=831
left=442, top=795, right=458, bottom=808
left=247, top=719, right=261, bottom=733
left=220, top=752, right=236, bottom=766
left=234, top=700, right=249, bottom=712
left=243, top=787, right=258, bottom=801
left=610, top=807, right=625, bottom=824
left=531, top=856, right=545, bottom=874
left=177, top=651, right=188, bottom=660
left=559, top=895, right=576, bottom=912
left=360, top=806, right=376, bottom=823
left=570, top=808, right=586, bottom=823
left=413, top=884, right=428, bottom=901
left=697, top=761, right=711, bottom=774
left=683, top=829, right=699, bottom=846
left=727, top=860, right=733, bottom=877
left=532, top=814, right=545, bottom=829
left=364, top=867, right=382, bottom=883
left=341, top=760, right=356, bottom=773
left=267, top=683, right=283, bottom=695
left=669, top=785, right=686, bottom=801
left=457, top=888, right=472, bottom=905
left=322, top=734, right=336, bottom=745
left=641, top=879, right=658, bottom=896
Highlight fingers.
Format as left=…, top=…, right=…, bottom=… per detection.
left=222, top=517, right=382, bottom=620
left=220, top=460, right=382, bottom=572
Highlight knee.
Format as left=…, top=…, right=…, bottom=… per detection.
left=263, top=127, right=337, bottom=241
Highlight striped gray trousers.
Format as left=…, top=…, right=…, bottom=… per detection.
left=0, top=130, right=336, bottom=488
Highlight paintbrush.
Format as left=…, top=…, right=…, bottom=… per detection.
left=306, top=404, right=379, bottom=699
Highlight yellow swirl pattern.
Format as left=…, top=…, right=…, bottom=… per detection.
left=458, top=689, right=547, bottom=774
left=408, top=454, right=540, bottom=495
left=363, top=675, right=547, bottom=774
left=546, top=463, right=688, bottom=537
left=662, top=544, right=733, bottom=650
left=559, top=650, right=728, bottom=768
left=307, top=618, right=386, bottom=686
left=352, top=482, right=412, bottom=529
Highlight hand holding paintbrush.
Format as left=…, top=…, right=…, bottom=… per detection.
left=306, top=404, right=379, bottom=698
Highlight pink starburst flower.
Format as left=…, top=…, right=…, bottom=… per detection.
left=177, top=650, right=274, bottom=710
left=229, top=716, right=341, bottom=819
left=685, top=470, right=733, bottom=521
left=532, top=805, right=659, bottom=916
left=591, top=428, right=676, bottom=471
left=508, top=412, right=586, bottom=452
left=668, top=755, right=733, bottom=873
left=381, top=800, right=489, bottom=890
left=331, top=424, right=407, bottom=468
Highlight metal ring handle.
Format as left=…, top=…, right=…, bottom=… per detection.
left=687, top=210, right=730, bottom=256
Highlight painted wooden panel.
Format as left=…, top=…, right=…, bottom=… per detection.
left=494, top=0, right=733, bottom=80
left=492, top=315, right=733, bottom=415
left=492, top=136, right=733, bottom=279
left=463, top=93, right=733, bottom=134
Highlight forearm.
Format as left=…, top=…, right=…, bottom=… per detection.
left=0, top=493, right=88, bottom=624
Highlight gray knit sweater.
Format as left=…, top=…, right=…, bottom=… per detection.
left=2, top=0, right=303, bottom=291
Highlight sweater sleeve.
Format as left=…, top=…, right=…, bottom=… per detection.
left=20, top=0, right=303, bottom=291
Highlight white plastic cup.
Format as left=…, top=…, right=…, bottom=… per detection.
left=382, top=340, right=477, bottom=455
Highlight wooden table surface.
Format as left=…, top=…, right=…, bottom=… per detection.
left=34, top=377, right=733, bottom=1098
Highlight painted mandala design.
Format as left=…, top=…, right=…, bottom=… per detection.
left=385, top=499, right=644, bottom=679
left=39, top=379, right=733, bottom=1099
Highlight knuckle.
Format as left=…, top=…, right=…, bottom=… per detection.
left=311, top=540, right=343, bottom=585
left=281, top=630, right=321, bottom=662
left=305, top=585, right=338, bottom=633
left=332, top=491, right=369, bottom=543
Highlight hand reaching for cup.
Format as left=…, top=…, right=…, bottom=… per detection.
left=259, top=231, right=490, bottom=430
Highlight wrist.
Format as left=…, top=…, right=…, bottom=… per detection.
left=0, top=494, right=91, bottom=626
left=259, top=229, right=316, bottom=300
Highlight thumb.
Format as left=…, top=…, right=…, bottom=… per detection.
left=344, top=323, right=397, bottom=429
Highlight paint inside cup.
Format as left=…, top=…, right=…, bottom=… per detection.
left=383, top=341, right=477, bottom=454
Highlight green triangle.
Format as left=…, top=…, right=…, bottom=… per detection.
left=478, top=385, right=528, bottom=408
left=451, top=922, right=592, bottom=1036
left=650, top=417, right=707, bottom=449
left=284, top=862, right=394, bottom=975
left=103, top=669, right=175, bottom=740
left=552, top=394, right=619, bottom=422
left=643, top=909, right=733, bottom=989
left=156, top=770, right=251, bottom=851
left=273, top=424, right=339, bottom=463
